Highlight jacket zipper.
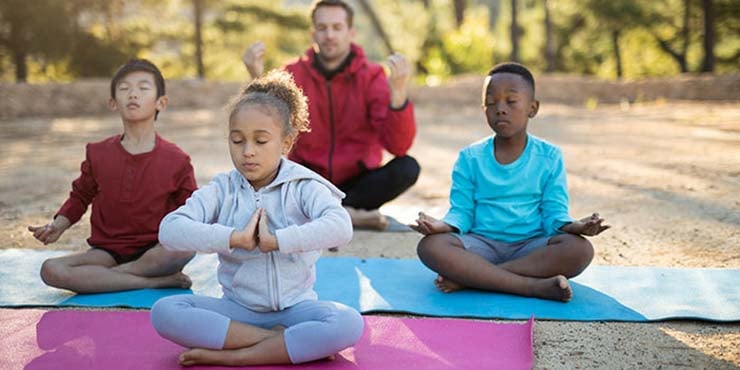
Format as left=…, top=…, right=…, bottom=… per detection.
left=269, top=252, right=280, bottom=310
left=326, top=80, right=335, bottom=183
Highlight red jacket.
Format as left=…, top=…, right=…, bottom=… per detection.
left=285, top=44, right=416, bottom=185
left=57, top=134, right=196, bottom=257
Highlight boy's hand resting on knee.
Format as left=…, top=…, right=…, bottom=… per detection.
left=561, top=213, right=610, bottom=236
left=410, top=212, right=455, bottom=235
left=28, top=215, right=71, bottom=245
left=230, top=209, right=261, bottom=251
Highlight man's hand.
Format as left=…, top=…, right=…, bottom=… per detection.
left=242, top=41, right=266, bottom=79
left=28, top=215, right=71, bottom=245
left=562, top=213, right=610, bottom=236
left=230, top=209, right=260, bottom=251
left=257, top=209, right=278, bottom=253
left=387, top=52, right=410, bottom=108
left=410, top=212, right=454, bottom=235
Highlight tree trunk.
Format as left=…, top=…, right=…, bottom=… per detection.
left=544, top=0, right=555, bottom=72
left=453, top=0, right=467, bottom=28
left=701, top=0, right=715, bottom=72
left=510, top=0, right=520, bottom=62
left=356, top=0, right=394, bottom=54
left=194, top=0, right=205, bottom=79
left=13, top=48, right=27, bottom=83
left=612, top=30, right=622, bottom=79
left=681, top=0, right=690, bottom=71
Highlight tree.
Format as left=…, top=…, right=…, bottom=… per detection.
left=585, top=0, right=644, bottom=79
left=0, top=1, right=76, bottom=82
left=648, top=0, right=692, bottom=73
left=510, top=0, right=520, bottom=62
left=356, top=0, right=394, bottom=54
left=543, top=0, right=555, bottom=72
left=453, top=0, right=467, bottom=28
left=194, top=0, right=205, bottom=78
left=701, top=0, right=715, bottom=72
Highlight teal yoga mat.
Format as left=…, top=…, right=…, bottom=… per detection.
left=1, top=249, right=738, bottom=322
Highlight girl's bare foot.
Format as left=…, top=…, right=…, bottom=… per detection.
left=529, top=275, right=572, bottom=302
left=345, top=207, right=388, bottom=230
left=180, top=348, right=239, bottom=367
left=434, top=275, right=465, bottom=293
left=152, top=272, right=192, bottom=289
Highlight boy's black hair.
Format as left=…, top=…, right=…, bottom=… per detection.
left=110, top=59, right=166, bottom=119
left=487, top=62, right=535, bottom=96
left=310, top=0, right=354, bottom=27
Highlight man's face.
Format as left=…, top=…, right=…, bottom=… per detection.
left=311, top=5, right=355, bottom=65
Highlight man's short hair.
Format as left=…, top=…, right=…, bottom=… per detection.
left=487, top=62, right=535, bottom=96
left=310, top=0, right=354, bottom=27
left=110, top=58, right=166, bottom=99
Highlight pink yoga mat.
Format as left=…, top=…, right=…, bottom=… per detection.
left=1, top=309, right=533, bottom=370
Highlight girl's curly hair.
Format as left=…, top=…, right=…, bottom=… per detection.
left=228, top=70, right=310, bottom=137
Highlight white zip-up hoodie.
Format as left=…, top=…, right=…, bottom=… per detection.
left=159, top=158, right=352, bottom=312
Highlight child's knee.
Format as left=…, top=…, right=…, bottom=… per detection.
left=335, top=306, right=364, bottom=346
left=40, top=259, right=65, bottom=287
left=573, top=236, right=594, bottom=263
left=416, top=234, right=448, bottom=260
left=150, top=296, right=184, bottom=337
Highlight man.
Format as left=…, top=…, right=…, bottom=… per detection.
left=242, top=0, right=419, bottom=231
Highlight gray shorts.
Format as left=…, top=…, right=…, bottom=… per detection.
left=452, top=233, right=551, bottom=264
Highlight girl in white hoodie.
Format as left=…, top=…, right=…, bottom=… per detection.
left=151, top=70, right=362, bottom=366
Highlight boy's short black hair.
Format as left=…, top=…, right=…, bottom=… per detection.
left=110, top=58, right=166, bottom=99
left=310, top=0, right=354, bottom=27
left=487, top=62, right=535, bottom=96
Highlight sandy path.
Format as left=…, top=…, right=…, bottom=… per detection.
left=1, top=98, right=738, bottom=369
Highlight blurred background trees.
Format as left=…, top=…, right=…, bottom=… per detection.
left=0, top=0, right=737, bottom=83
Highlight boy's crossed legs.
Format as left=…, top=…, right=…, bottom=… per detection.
left=417, top=233, right=593, bottom=301
left=40, top=245, right=194, bottom=293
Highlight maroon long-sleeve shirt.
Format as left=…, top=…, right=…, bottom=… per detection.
left=56, top=134, right=196, bottom=258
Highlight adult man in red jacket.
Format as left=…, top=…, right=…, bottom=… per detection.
left=243, top=0, right=419, bottom=230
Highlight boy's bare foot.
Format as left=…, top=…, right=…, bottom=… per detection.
left=152, top=272, right=192, bottom=289
left=345, top=207, right=388, bottom=231
left=434, top=275, right=464, bottom=293
left=530, top=275, right=572, bottom=302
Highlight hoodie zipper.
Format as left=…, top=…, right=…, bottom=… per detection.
left=269, top=252, right=280, bottom=310
left=326, top=80, right=335, bottom=183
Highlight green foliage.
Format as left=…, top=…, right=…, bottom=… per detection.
left=0, top=0, right=737, bottom=82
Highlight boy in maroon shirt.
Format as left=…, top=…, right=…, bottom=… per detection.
left=27, top=59, right=197, bottom=293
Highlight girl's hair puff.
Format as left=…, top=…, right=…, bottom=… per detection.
left=228, top=70, right=310, bottom=138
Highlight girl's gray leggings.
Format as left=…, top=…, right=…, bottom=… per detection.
left=151, top=294, right=364, bottom=363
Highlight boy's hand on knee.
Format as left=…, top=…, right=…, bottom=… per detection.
left=257, top=209, right=278, bottom=253
left=27, top=215, right=70, bottom=245
left=230, top=209, right=261, bottom=251
left=410, top=212, right=454, bottom=235
left=563, top=213, right=610, bottom=236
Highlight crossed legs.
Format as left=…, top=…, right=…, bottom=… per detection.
left=40, top=245, right=194, bottom=293
left=151, top=295, right=364, bottom=366
left=416, top=233, right=594, bottom=301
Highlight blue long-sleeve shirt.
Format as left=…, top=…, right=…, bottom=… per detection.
left=443, top=135, right=573, bottom=243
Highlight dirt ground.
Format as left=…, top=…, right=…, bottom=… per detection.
left=1, top=89, right=739, bottom=369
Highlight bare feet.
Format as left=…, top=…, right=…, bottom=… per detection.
left=152, top=272, right=192, bottom=289
left=529, top=275, right=572, bottom=302
left=345, top=207, right=388, bottom=231
left=180, top=348, right=239, bottom=367
left=434, top=275, right=464, bottom=293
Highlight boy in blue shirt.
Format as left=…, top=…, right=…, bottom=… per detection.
left=411, top=62, right=609, bottom=302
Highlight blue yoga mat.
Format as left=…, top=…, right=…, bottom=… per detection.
left=1, top=249, right=738, bottom=322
